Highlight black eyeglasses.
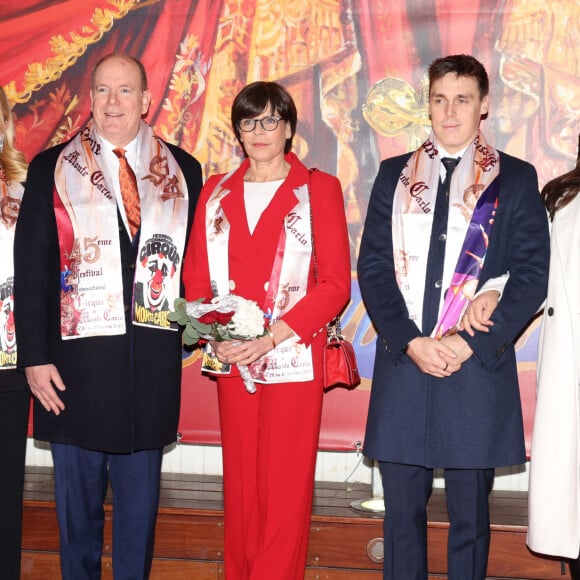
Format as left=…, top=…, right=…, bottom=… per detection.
left=238, top=116, right=282, bottom=132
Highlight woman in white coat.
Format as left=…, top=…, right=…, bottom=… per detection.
left=461, top=139, right=580, bottom=578
left=526, top=144, right=580, bottom=578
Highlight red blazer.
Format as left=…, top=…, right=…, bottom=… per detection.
left=183, top=153, right=350, bottom=374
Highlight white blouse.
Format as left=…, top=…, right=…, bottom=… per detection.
left=244, top=179, right=283, bottom=233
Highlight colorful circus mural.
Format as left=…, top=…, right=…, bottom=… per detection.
left=2, top=0, right=578, bottom=448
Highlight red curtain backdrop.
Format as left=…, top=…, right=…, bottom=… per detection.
left=7, top=0, right=578, bottom=451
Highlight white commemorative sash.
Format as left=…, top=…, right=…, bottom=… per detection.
left=54, top=121, right=189, bottom=339
left=205, top=174, right=314, bottom=383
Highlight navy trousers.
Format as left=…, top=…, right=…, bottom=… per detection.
left=379, top=461, right=494, bottom=580
left=51, top=443, right=163, bottom=580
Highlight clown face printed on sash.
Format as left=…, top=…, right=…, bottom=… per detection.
left=0, top=278, right=17, bottom=366
left=141, top=254, right=172, bottom=311
left=0, top=296, right=15, bottom=353
left=134, top=233, right=180, bottom=320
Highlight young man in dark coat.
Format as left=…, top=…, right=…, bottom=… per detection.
left=357, top=54, right=550, bottom=580
left=14, top=53, right=202, bottom=579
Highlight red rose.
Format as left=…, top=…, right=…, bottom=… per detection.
left=198, top=310, right=234, bottom=325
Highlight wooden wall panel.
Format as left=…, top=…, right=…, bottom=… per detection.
left=21, top=468, right=570, bottom=579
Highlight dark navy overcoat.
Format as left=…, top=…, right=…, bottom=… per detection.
left=14, top=140, right=202, bottom=453
left=358, top=151, right=550, bottom=469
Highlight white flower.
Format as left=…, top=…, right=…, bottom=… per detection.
left=229, top=297, right=266, bottom=338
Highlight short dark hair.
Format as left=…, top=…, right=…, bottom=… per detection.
left=231, top=81, right=297, bottom=155
left=428, top=54, right=489, bottom=99
left=91, top=53, right=148, bottom=92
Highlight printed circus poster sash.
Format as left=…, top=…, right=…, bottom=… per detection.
left=0, top=177, right=23, bottom=368
left=206, top=179, right=314, bottom=383
left=54, top=122, right=188, bottom=339
left=392, top=132, right=500, bottom=334
left=131, top=130, right=189, bottom=331
left=432, top=178, right=499, bottom=338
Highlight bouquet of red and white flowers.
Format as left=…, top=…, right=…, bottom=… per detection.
left=169, top=294, right=268, bottom=393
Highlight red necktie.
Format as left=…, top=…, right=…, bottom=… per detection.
left=113, top=148, right=141, bottom=237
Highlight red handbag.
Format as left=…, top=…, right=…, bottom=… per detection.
left=323, top=317, right=361, bottom=390
left=308, top=168, right=360, bottom=390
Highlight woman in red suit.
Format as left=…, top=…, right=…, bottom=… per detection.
left=183, top=81, right=350, bottom=579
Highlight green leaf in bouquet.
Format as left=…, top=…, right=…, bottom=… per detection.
left=189, top=317, right=213, bottom=337
left=183, top=322, right=201, bottom=346
left=182, top=333, right=198, bottom=347
left=168, top=298, right=189, bottom=326
left=213, top=324, right=233, bottom=341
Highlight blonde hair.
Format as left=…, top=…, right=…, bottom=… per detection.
left=0, top=86, right=28, bottom=183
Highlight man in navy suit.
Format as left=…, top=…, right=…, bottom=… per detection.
left=357, top=54, right=549, bottom=580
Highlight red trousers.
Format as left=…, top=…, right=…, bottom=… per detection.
left=217, top=376, right=324, bottom=579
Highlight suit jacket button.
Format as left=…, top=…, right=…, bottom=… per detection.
left=434, top=279, right=442, bottom=288
left=547, top=307, right=554, bottom=316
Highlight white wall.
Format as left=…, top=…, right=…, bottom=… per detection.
left=25, top=438, right=530, bottom=492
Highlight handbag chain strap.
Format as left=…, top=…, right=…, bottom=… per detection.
left=307, top=169, right=343, bottom=343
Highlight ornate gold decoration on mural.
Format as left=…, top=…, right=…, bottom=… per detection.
left=50, top=92, right=82, bottom=148
left=5, top=0, right=143, bottom=105
left=362, top=76, right=430, bottom=150
left=495, top=0, right=580, bottom=177
left=158, top=34, right=210, bottom=153
left=192, top=0, right=254, bottom=176
left=315, top=2, right=362, bottom=227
